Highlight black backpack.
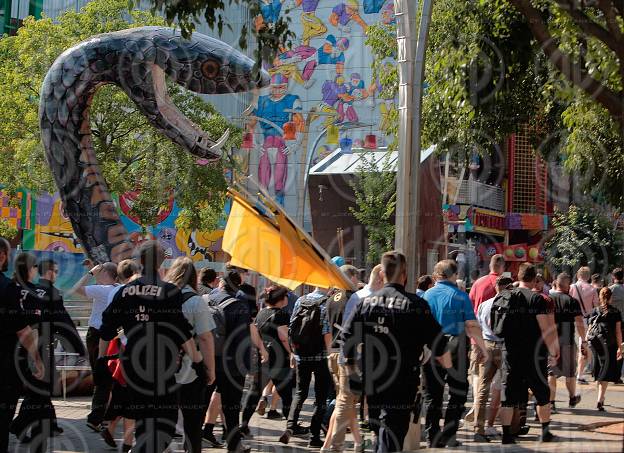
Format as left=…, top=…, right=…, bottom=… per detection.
left=202, top=294, right=240, bottom=356
left=289, top=295, right=328, bottom=356
left=490, top=288, right=525, bottom=339
left=586, top=309, right=610, bottom=346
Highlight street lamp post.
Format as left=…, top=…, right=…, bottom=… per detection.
left=394, top=0, right=433, bottom=289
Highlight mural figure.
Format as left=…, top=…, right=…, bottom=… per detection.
left=336, top=72, right=368, bottom=123
left=295, top=0, right=327, bottom=45
left=255, top=0, right=287, bottom=30
left=39, top=26, right=269, bottom=263
left=247, top=74, right=303, bottom=205
left=329, top=0, right=368, bottom=34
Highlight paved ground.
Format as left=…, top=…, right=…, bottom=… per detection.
left=8, top=375, right=624, bottom=452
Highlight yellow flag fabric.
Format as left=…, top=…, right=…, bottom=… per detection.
left=222, top=191, right=354, bottom=291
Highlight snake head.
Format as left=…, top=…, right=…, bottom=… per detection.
left=165, top=31, right=271, bottom=95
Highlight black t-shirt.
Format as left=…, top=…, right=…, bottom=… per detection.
left=100, top=276, right=193, bottom=397
left=0, top=274, right=29, bottom=357
left=342, top=283, right=446, bottom=399
left=550, top=291, right=582, bottom=345
left=255, top=307, right=290, bottom=366
left=592, top=305, right=622, bottom=345
left=507, top=288, right=551, bottom=358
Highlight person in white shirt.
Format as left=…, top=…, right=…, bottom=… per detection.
left=569, top=267, right=599, bottom=384
left=68, top=260, right=119, bottom=431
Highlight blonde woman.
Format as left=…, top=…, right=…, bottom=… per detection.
left=166, top=257, right=216, bottom=453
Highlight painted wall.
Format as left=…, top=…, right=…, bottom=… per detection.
left=244, top=0, right=397, bottom=222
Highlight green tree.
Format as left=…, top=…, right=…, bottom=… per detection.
left=147, top=0, right=294, bottom=62
left=544, top=205, right=623, bottom=275
left=367, top=0, right=624, bottom=209
left=0, top=219, right=18, bottom=240
left=0, top=0, right=240, bottom=232
left=349, top=152, right=396, bottom=266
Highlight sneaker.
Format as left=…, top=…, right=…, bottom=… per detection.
left=279, top=429, right=292, bottom=445
left=256, top=397, right=267, bottom=416
left=597, top=402, right=605, bottom=411
left=86, top=421, right=102, bottom=433
left=473, top=433, right=490, bottom=443
left=202, top=432, right=224, bottom=448
left=309, top=437, right=324, bottom=448
left=577, top=377, right=589, bottom=385
left=266, top=409, right=282, bottom=419
left=100, top=430, right=117, bottom=448
left=540, top=431, right=559, bottom=442
left=122, top=444, right=132, bottom=452
left=52, top=425, right=64, bottom=435
left=569, top=394, right=582, bottom=408
left=240, top=426, right=253, bottom=439
left=485, top=426, right=500, bottom=438
left=291, top=425, right=310, bottom=437
left=550, top=401, right=558, bottom=414
left=444, top=438, right=462, bottom=448
left=515, top=425, right=530, bottom=436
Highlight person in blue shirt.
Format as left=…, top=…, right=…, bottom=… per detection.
left=423, top=259, right=489, bottom=448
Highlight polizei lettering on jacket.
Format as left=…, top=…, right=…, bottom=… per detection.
left=121, top=285, right=163, bottom=298
left=362, top=295, right=409, bottom=311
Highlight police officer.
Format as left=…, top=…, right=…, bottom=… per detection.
left=99, top=241, right=201, bottom=453
left=342, top=251, right=451, bottom=453
left=11, top=252, right=58, bottom=453
left=0, top=238, right=44, bottom=453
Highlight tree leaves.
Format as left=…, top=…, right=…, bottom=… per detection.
left=348, top=152, right=397, bottom=266
left=0, top=0, right=238, bottom=232
left=544, top=205, right=623, bottom=274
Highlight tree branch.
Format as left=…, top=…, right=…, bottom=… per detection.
left=596, top=0, right=624, bottom=51
left=555, top=0, right=624, bottom=60
left=509, top=0, right=624, bottom=125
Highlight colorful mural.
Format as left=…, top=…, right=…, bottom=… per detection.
left=245, top=0, right=396, bottom=212
left=21, top=192, right=224, bottom=262
left=0, top=190, right=29, bottom=230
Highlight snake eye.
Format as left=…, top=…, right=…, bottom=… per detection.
left=201, top=60, right=220, bottom=79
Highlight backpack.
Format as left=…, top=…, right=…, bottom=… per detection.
left=490, top=288, right=525, bottom=339
left=289, top=295, right=328, bottom=356
left=586, top=309, right=610, bottom=346
left=203, top=295, right=239, bottom=356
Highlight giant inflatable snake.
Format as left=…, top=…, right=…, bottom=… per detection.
left=39, top=26, right=269, bottom=263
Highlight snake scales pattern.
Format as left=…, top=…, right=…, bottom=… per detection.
left=39, top=26, right=269, bottom=263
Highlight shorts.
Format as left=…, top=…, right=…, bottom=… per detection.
left=501, top=354, right=549, bottom=408
left=548, top=344, right=577, bottom=378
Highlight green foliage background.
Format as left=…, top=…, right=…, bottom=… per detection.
left=545, top=205, right=623, bottom=275
left=0, top=0, right=240, bottom=232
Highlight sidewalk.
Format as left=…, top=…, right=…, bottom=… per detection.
left=8, top=376, right=623, bottom=452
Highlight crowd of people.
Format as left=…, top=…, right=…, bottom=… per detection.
left=0, top=238, right=623, bottom=453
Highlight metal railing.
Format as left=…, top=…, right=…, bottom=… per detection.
left=453, top=179, right=504, bottom=211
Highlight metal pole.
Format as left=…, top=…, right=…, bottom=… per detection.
left=394, top=0, right=433, bottom=289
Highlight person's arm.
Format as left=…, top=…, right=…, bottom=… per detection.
left=181, top=338, right=202, bottom=364
left=250, top=323, right=269, bottom=363
left=277, top=325, right=292, bottom=354
left=537, top=313, right=560, bottom=361
left=68, top=265, right=101, bottom=297
left=465, top=319, right=489, bottom=362
left=16, top=326, right=44, bottom=380
left=197, top=332, right=216, bottom=385
left=574, top=314, right=587, bottom=344
left=324, top=332, right=332, bottom=352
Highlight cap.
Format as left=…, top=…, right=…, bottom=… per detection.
left=331, top=256, right=345, bottom=267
